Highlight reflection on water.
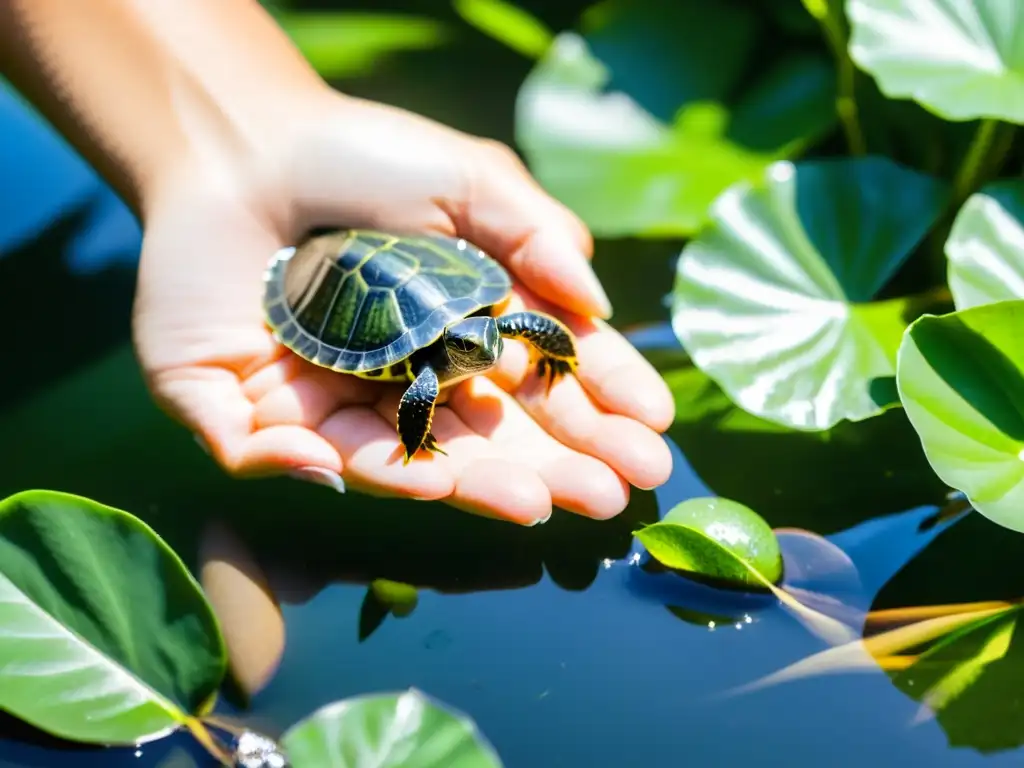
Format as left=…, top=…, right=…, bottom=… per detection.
left=3, top=22, right=1024, bottom=768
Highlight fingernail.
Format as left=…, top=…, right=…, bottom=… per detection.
left=289, top=466, right=346, bottom=493
left=579, top=260, right=613, bottom=319
left=525, top=509, right=553, bottom=527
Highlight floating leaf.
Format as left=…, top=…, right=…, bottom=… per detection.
left=452, top=0, right=552, bottom=59
left=847, top=0, right=1024, bottom=123
left=946, top=180, right=1024, bottom=310
left=275, top=12, right=451, bottom=80
left=0, top=490, right=226, bottom=745
left=514, top=2, right=836, bottom=238
left=634, top=497, right=783, bottom=589
left=896, top=300, right=1024, bottom=533
left=281, top=688, right=503, bottom=767
left=671, top=157, right=949, bottom=430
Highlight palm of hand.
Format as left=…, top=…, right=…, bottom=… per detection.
left=132, top=97, right=673, bottom=525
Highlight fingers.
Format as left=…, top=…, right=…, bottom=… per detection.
left=452, top=140, right=612, bottom=320
left=316, top=406, right=456, bottom=501
left=489, top=293, right=674, bottom=491
left=492, top=290, right=675, bottom=428
left=151, top=365, right=343, bottom=478
left=449, top=377, right=630, bottom=520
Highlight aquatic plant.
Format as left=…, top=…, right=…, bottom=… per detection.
left=0, top=490, right=501, bottom=767
left=456, top=0, right=1024, bottom=535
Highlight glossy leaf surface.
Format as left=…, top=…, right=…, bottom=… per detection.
left=848, top=0, right=1024, bottom=123
left=0, top=490, right=225, bottom=745
left=897, top=301, right=1024, bottom=533
left=672, top=157, right=948, bottom=430
left=947, top=180, right=1024, bottom=310
left=634, top=497, right=783, bottom=589
left=281, top=689, right=503, bottom=767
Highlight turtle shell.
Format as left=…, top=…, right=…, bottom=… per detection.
left=263, top=229, right=513, bottom=373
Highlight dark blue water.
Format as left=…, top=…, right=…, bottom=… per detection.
left=3, top=27, right=1024, bottom=768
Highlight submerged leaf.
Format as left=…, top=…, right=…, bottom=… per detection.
left=672, top=157, right=948, bottom=430
left=0, top=490, right=226, bottom=745
left=371, top=579, right=419, bottom=618
left=946, top=180, right=1024, bottom=310
left=896, top=301, right=1024, bottom=533
left=889, top=606, right=1024, bottom=752
left=281, top=688, right=503, bottom=767
left=634, top=497, right=783, bottom=589
left=848, top=0, right=1024, bottom=123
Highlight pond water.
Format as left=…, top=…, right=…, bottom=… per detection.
left=4, top=9, right=1024, bottom=766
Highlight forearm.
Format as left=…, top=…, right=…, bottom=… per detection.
left=0, top=0, right=328, bottom=217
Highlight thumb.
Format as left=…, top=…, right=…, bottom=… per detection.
left=453, top=140, right=612, bottom=320
left=150, top=365, right=346, bottom=488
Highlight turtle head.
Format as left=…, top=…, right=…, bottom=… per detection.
left=443, top=316, right=503, bottom=374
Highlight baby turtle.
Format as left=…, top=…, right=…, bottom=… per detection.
left=262, top=229, right=579, bottom=462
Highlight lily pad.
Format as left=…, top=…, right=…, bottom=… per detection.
left=946, top=180, right=1024, bottom=310
left=281, top=688, right=503, bottom=767
left=514, top=3, right=836, bottom=238
left=847, top=0, right=1024, bottom=123
left=452, top=0, right=552, bottom=59
left=896, top=300, right=1024, bottom=533
left=0, top=490, right=226, bottom=745
left=634, top=497, right=783, bottom=590
left=671, top=156, right=949, bottom=430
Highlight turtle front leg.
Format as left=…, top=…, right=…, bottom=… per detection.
left=496, top=311, right=579, bottom=393
left=398, top=364, right=447, bottom=464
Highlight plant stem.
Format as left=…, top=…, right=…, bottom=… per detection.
left=185, top=718, right=235, bottom=766
left=981, top=122, right=1018, bottom=181
left=952, top=118, right=1000, bottom=206
left=807, top=0, right=867, bottom=155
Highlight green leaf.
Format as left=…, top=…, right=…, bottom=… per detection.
left=370, top=578, right=419, bottom=618
left=671, top=156, right=949, bottom=430
left=275, top=12, right=452, bottom=80
left=847, top=0, right=1024, bottom=123
left=888, top=605, right=1024, bottom=752
left=281, top=688, right=503, bottom=768
left=514, top=5, right=837, bottom=238
left=633, top=497, right=783, bottom=590
left=947, top=180, right=1024, bottom=310
left=896, top=300, right=1024, bottom=533
left=0, top=490, right=226, bottom=745
left=657, top=358, right=949, bottom=534
left=451, top=0, right=552, bottom=59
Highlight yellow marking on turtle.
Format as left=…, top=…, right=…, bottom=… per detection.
left=354, top=361, right=411, bottom=382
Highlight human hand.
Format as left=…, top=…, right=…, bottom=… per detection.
left=133, top=90, right=674, bottom=525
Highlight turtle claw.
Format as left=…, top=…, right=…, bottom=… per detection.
left=402, top=432, right=447, bottom=465
left=537, top=356, right=575, bottom=394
